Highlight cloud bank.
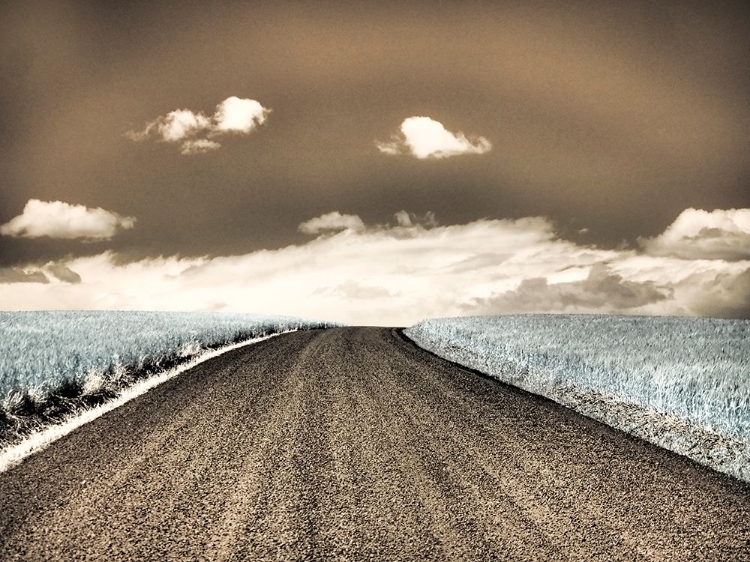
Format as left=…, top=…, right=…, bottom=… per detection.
left=0, top=199, right=135, bottom=240
left=465, top=264, right=673, bottom=315
left=0, top=263, right=82, bottom=285
left=640, top=208, right=750, bottom=261
left=128, top=96, right=270, bottom=155
left=1, top=208, right=748, bottom=325
left=377, top=117, right=492, bottom=159
left=0, top=268, right=49, bottom=284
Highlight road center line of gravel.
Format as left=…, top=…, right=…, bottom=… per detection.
left=0, top=332, right=291, bottom=474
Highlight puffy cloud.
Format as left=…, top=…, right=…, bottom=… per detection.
left=393, top=211, right=437, bottom=229
left=377, top=116, right=492, bottom=159
left=1, top=209, right=748, bottom=324
left=156, top=109, right=210, bottom=142
left=394, top=210, right=412, bottom=227
left=0, top=199, right=135, bottom=240
left=687, top=268, right=750, bottom=319
left=212, top=96, right=269, bottom=133
left=640, top=208, right=750, bottom=261
left=126, top=109, right=210, bottom=143
left=298, top=212, right=366, bottom=234
left=128, top=96, right=270, bottom=155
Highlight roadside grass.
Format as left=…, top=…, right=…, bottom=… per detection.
left=0, top=311, right=335, bottom=449
left=406, top=314, right=750, bottom=482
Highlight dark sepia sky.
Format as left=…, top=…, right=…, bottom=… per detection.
left=1, top=1, right=749, bottom=324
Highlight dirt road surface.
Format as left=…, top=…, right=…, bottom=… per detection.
left=1, top=328, right=748, bottom=560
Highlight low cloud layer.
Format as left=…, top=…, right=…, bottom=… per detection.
left=0, top=263, right=82, bottom=285
left=0, top=268, right=49, bottom=284
left=689, top=268, right=750, bottom=320
left=640, top=208, right=750, bottom=261
left=464, top=264, right=672, bottom=315
left=1, top=208, right=748, bottom=325
left=46, top=264, right=82, bottom=284
left=377, top=117, right=491, bottom=159
left=0, top=199, right=135, bottom=240
left=128, top=96, right=270, bottom=155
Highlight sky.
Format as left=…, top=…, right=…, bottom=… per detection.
left=1, top=0, right=749, bottom=325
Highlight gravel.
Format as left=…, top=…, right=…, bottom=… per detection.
left=1, top=327, right=748, bottom=560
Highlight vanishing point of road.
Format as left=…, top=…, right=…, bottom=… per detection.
left=1, top=328, right=748, bottom=561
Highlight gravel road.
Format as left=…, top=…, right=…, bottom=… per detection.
left=1, top=327, right=749, bottom=561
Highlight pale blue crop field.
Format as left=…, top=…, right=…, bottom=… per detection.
left=406, top=315, right=750, bottom=481
left=0, top=311, right=329, bottom=399
left=407, top=315, right=750, bottom=438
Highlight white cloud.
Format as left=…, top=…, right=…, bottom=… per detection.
left=126, top=109, right=210, bottom=143
left=299, top=212, right=366, bottom=234
left=0, top=199, right=136, bottom=240
left=641, top=208, right=750, bottom=261
left=128, top=97, right=270, bottom=155
left=394, top=210, right=412, bottom=227
left=180, top=139, right=221, bottom=155
left=377, top=116, right=492, bottom=159
left=1, top=209, right=747, bottom=325
left=212, top=96, right=270, bottom=133
left=158, top=109, right=211, bottom=142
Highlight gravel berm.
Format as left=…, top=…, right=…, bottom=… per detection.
left=1, top=327, right=749, bottom=560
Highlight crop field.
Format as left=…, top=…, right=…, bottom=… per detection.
left=406, top=314, right=750, bottom=482
left=0, top=311, right=333, bottom=448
